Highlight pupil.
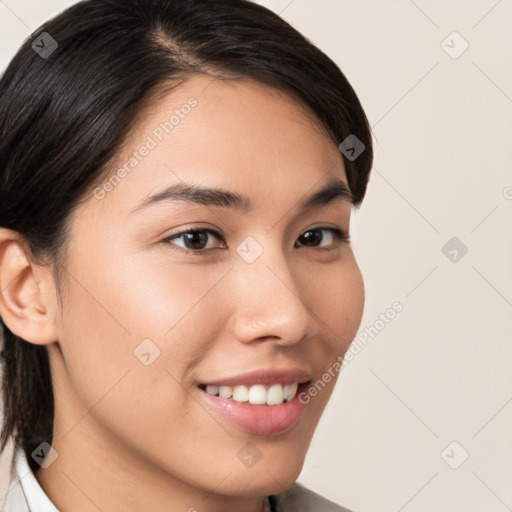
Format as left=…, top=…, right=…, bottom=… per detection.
left=302, top=230, right=321, bottom=245
left=186, top=231, right=207, bottom=249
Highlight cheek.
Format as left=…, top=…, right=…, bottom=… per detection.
left=55, top=252, right=223, bottom=409
left=300, top=255, right=364, bottom=407
left=307, top=252, right=365, bottom=351
left=55, top=268, right=209, bottom=455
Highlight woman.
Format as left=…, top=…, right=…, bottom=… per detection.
left=0, top=0, right=373, bottom=510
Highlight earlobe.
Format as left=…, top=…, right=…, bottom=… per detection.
left=0, top=228, right=58, bottom=345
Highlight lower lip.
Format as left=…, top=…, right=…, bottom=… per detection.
left=198, top=383, right=309, bottom=436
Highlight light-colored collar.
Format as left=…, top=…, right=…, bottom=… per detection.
left=13, top=447, right=59, bottom=512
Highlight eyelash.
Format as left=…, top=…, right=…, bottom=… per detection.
left=161, top=226, right=350, bottom=256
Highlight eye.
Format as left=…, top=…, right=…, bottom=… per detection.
left=162, top=227, right=225, bottom=255
left=295, top=227, right=350, bottom=249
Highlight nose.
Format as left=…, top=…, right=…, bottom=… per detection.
left=226, top=244, right=317, bottom=347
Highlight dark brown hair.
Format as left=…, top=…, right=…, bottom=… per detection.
left=0, top=0, right=373, bottom=473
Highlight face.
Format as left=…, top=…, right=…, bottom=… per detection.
left=43, top=76, right=365, bottom=499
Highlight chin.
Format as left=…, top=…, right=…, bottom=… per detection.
left=222, top=457, right=305, bottom=496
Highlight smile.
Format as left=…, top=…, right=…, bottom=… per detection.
left=199, top=382, right=302, bottom=405
left=197, top=380, right=312, bottom=436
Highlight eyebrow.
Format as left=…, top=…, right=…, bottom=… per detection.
left=130, top=176, right=353, bottom=215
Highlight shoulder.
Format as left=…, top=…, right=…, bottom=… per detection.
left=269, top=481, right=353, bottom=512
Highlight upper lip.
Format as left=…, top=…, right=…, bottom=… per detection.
left=198, top=367, right=313, bottom=387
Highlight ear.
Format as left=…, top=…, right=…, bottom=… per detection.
left=0, top=228, right=59, bottom=345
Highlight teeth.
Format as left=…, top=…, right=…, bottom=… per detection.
left=232, top=385, right=249, bottom=402
left=266, top=384, right=284, bottom=405
left=204, top=382, right=299, bottom=405
left=206, top=385, right=219, bottom=396
left=248, top=384, right=267, bottom=404
left=219, top=386, right=233, bottom=399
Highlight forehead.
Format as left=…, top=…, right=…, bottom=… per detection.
left=85, top=75, right=348, bottom=220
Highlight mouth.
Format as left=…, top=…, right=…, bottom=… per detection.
left=197, top=380, right=312, bottom=406
left=196, top=379, right=312, bottom=436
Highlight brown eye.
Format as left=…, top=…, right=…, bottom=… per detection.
left=163, top=228, right=225, bottom=254
left=295, top=227, right=349, bottom=248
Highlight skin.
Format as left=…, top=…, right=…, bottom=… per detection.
left=0, top=75, right=365, bottom=512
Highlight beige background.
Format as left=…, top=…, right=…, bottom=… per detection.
left=1, top=1, right=511, bottom=511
